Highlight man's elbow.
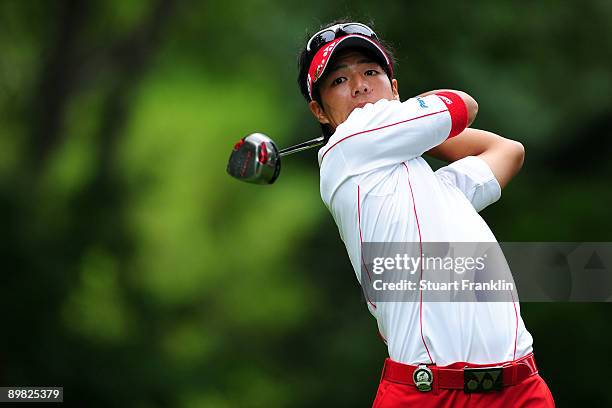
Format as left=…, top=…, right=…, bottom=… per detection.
left=510, top=140, right=525, bottom=171
left=482, top=139, right=525, bottom=189
left=466, top=96, right=478, bottom=127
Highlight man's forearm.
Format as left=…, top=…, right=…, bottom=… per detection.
left=426, top=128, right=525, bottom=189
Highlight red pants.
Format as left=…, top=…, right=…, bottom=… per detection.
left=372, top=359, right=555, bottom=407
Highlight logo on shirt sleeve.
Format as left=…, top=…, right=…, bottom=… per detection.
left=438, top=95, right=452, bottom=105
left=416, top=97, right=428, bottom=109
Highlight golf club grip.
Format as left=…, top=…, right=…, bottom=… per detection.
left=279, top=136, right=325, bottom=157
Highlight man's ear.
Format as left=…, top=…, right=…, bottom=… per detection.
left=391, top=78, right=400, bottom=101
left=308, top=100, right=331, bottom=125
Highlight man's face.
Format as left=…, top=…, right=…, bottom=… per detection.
left=309, top=49, right=399, bottom=131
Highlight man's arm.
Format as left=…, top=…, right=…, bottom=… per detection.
left=320, top=92, right=469, bottom=172
left=426, top=128, right=525, bottom=189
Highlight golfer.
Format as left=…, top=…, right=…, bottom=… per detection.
left=297, top=20, right=555, bottom=407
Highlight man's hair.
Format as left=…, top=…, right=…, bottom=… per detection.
left=296, top=19, right=397, bottom=139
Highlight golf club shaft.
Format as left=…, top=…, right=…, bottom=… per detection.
left=279, top=136, right=325, bottom=157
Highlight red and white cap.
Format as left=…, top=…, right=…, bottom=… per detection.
left=306, top=34, right=393, bottom=100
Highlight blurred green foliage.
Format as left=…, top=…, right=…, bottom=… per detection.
left=0, top=0, right=611, bottom=406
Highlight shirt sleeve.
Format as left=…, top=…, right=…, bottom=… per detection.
left=435, top=155, right=502, bottom=212
left=318, top=92, right=468, bottom=175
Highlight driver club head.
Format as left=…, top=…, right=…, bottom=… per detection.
left=227, top=133, right=281, bottom=184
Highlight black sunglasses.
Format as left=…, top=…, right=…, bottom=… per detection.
left=306, top=23, right=378, bottom=53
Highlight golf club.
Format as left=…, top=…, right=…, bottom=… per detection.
left=226, top=133, right=325, bottom=184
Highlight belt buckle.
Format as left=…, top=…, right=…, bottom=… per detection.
left=463, top=366, right=503, bottom=393
left=413, top=365, right=433, bottom=392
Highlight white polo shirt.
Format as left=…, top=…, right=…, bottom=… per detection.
left=318, top=93, right=533, bottom=366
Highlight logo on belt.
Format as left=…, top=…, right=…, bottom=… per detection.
left=413, top=365, right=433, bottom=392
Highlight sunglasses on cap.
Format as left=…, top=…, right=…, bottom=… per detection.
left=306, top=23, right=378, bottom=52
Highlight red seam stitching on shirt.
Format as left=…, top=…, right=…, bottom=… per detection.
left=320, top=109, right=448, bottom=164
left=358, top=184, right=377, bottom=310
left=402, top=162, right=434, bottom=364
left=510, top=291, right=519, bottom=360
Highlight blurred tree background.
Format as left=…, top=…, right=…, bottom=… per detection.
left=1, top=0, right=611, bottom=406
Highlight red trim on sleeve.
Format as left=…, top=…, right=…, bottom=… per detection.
left=434, top=91, right=468, bottom=138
